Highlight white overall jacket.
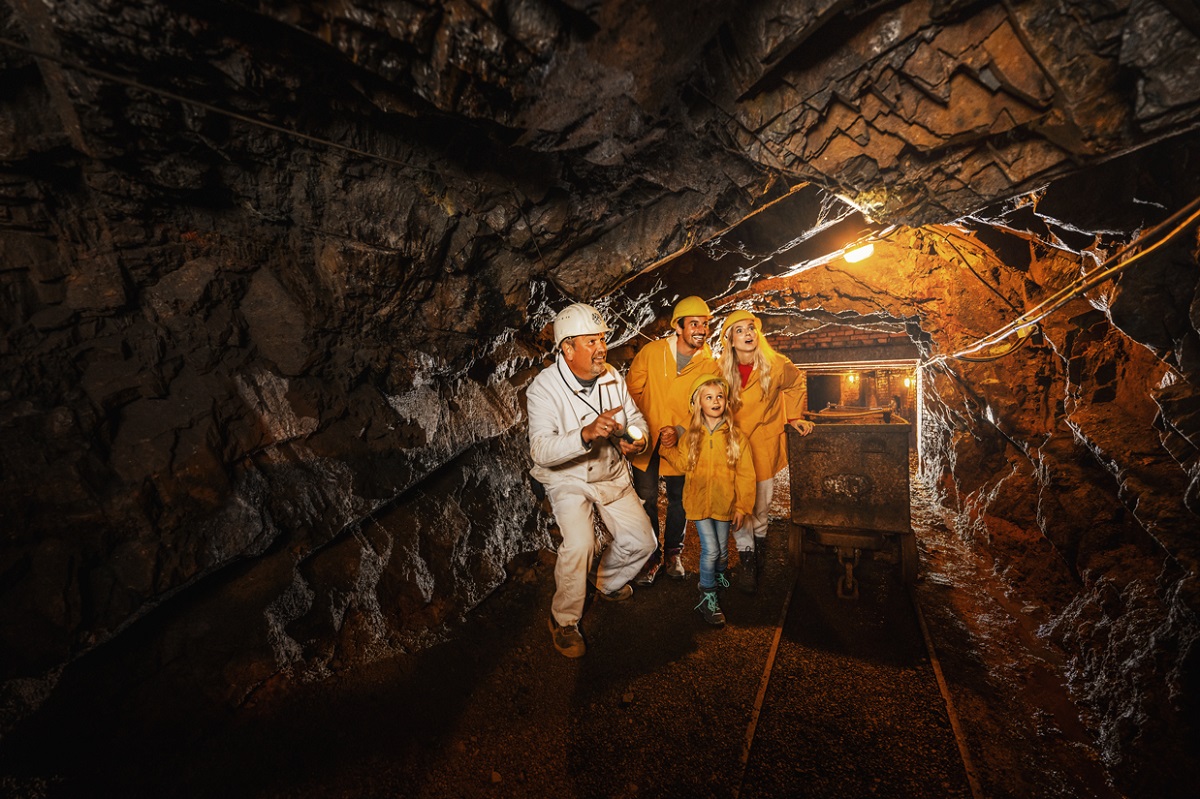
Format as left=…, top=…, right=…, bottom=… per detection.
left=527, top=354, right=648, bottom=492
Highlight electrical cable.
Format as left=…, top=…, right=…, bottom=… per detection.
left=951, top=328, right=1034, bottom=363
left=929, top=226, right=1024, bottom=313
left=0, top=35, right=505, bottom=188
left=941, top=193, right=1200, bottom=364
left=0, top=33, right=566, bottom=282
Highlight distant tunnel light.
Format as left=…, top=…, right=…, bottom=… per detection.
left=844, top=243, right=875, bottom=263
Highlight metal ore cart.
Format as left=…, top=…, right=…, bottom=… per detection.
left=786, top=413, right=917, bottom=598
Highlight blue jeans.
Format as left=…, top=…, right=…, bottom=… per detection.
left=632, top=444, right=686, bottom=557
left=694, top=518, right=730, bottom=590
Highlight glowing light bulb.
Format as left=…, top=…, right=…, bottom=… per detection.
left=903, top=377, right=912, bottom=388
left=844, top=243, right=875, bottom=263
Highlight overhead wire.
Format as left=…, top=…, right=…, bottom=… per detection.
left=0, top=33, right=570, bottom=284
left=0, top=35, right=504, bottom=187
left=925, top=193, right=1200, bottom=367
left=950, top=329, right=1034, bottom=363
left=928, top=226, right=1024, bottom=313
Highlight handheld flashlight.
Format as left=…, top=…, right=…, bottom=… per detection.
left=620, top=424, right=644, bottom=445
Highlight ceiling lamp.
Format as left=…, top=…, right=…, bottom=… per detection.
left=844, top=243, right=875, bottom=263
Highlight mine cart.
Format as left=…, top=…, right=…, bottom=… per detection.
left=786, top=416, right=916, bottom=599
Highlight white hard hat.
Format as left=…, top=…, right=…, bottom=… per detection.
left=553, top=303, right=611, bottom=346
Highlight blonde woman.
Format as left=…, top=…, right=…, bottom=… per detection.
left=718, top=310, right=815, bottom=594
left=659, top=375, right=755, bottom=626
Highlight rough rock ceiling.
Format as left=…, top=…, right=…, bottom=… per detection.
left=5, top=0, right=1199, bottom=305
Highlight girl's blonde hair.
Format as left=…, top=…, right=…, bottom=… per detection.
left=683, top=377, right=746, bottom=472
left=718, top=311, right=782, bottom=412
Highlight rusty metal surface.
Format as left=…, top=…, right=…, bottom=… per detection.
left=787, top=423, right=912, bottom=534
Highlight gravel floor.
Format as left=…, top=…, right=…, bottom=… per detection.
left=1, top=469, right=1120, bottom=799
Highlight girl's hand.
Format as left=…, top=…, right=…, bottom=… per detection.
left=659, top=426, right=678, bottom=448
left=732, top=512, right=745, bottom=529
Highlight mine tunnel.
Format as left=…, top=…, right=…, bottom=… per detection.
left=1, top=1, right=1199, bottom=798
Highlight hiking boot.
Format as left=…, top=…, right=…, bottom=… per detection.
left=599, top=583, right=634, bottom=601
left=695, top=590, right=726, bottom=627
left=738, top=549, right=757, bottom=594
left=635, top=553, right=663, bottom=586
left=665, top=553, right=685, bottom=579
left=548, top=617, right=586, bottom=658
left=715, top=571, right=731, bottom=591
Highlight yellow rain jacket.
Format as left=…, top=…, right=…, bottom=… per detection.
left=732, top=351, right=807, bottom=481
left=660, top=421, right=756, bottom=522
left=626, top=336, right=719, bottom=475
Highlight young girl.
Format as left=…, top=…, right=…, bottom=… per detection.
left=659, top=375, right=756, bottom=626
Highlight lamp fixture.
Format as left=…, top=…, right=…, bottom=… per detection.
left=844, top=243, right=875, bottom=263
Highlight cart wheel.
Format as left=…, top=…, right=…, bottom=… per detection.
left=899, top=532, right=918, bottom=586
left=787, top=522, right=806, bottom=572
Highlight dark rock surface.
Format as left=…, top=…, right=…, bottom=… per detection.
left=2, top=1, right=1200, bottom=795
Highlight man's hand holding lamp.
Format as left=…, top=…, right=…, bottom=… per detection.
left=617, top=423, right=647, bottom=456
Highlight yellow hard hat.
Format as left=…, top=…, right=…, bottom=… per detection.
left=722, top=309, right=761, bottom=339
left=689, top=374, right=730, bottom=406
left=670, top=296, right=712, bottom=328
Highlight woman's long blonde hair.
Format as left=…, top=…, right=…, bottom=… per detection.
left=683, top=377, right=746, bottom=472
left=718, top=312, right=782, bottom=412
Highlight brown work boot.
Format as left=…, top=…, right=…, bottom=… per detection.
left=598, top=583, right=634, bottom=601
left=548, top=616, right=586, bottom=658
left=635, top=552, right=663, bottom=586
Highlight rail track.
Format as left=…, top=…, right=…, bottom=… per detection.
left=732, top=550, right=983, bottom=799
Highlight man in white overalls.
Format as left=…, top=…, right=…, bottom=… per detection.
left=526, top=303, right=655, bottom=658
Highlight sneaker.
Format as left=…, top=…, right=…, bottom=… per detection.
left=694, top=590, right=726, bottom=627
left=738, top=549, right=757, bottom=594
left=635, top=554, right=663, bottom=586
left=599, top=583, right=634, bottom=601
left=715, top=572, right=731, bottom=591
left=548, top=617, right=586, bottom=658
left=665, top=554, right=685, bottom=579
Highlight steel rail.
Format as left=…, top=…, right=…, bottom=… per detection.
left=732, top=565, right=986, bottom=799
left=732, top=574, right=796, bottom=799
left=911, top=585, right=986, bottom=799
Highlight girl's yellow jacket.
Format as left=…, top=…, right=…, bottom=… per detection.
left=733, top=351, right=807, bottom=482
left=659, top=421, right=756, bottom=522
